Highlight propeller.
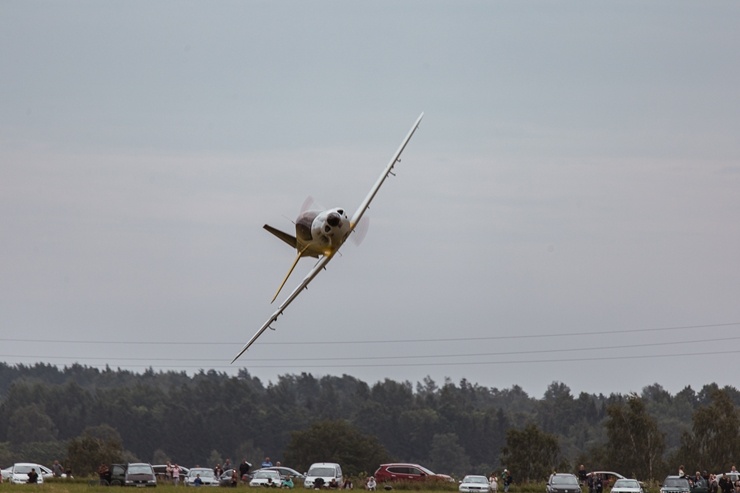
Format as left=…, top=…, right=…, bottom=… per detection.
left=351, top=215, right=369, bottom=246
left=300, top=196, right=318, bottom=215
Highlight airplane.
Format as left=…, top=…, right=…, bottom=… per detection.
left=231, top=113, right=424, bottom=363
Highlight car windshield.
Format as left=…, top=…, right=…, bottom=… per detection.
left=255, top=471, right=279, bottom=479
left=664, top=479, right=689, bottom=488
left=190, top=469, right=214, bottom=478
left=128, top=465, right=153, bottom=475
left=615, top=480, right=639, bottom=488
left=14, top=465, right=34, bottom=474
left=308, top=467, right=335, bottom=477
left=464, top=476, right=489, bottom=484
left=553, top=476, right=579, bottom=485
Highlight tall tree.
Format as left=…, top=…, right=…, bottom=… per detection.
left=66, top=425, right=126, bottom=476
left=675, top=387, right=740, bottom=472
left=6, top=404, right=58, bottom=444
left=427, top=433, right=471, bottom=477
left=500, top=424, right=561, bottom=482
left=284, top=420, right=391, bottom=476
left=604, top=394, right=665, bottom=480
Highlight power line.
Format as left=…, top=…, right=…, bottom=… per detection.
left=3, top=348, right=739, bottom=370
left=1, top=334, right=738, bottom=363
left=1, top=321, right=738, bottom=346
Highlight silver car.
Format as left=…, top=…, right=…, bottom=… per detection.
left=612, top=479, right=644, bottom=493
left=459, top=475, right=492, bottom=493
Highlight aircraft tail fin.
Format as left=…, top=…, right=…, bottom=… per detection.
left=264, top=224, right=297, bottom=249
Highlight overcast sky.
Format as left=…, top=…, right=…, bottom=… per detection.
left=2, top=1, right=739, bottom=398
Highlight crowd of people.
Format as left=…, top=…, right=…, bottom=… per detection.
left=678, top=465, right=740, bottom=493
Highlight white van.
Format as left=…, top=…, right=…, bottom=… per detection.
left=304, top=462, right=343, bottom=489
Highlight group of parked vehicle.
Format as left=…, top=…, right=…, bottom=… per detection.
left=659, top=471, right=740, bottom=493
left=541, top=469, right=740, bottom=493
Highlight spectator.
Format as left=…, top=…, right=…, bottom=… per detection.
left=679, top=466, right=686, bottom=479
left=578, top=466, right=588, bottom=486
left=52, top=460, right=64, bottom=478
left=314, top=477, right=325, bottom=489
left=366, top=477, right=376, bottom=491
left=490, top=474, right=498, bottom=493
left=99, top=464, right=111, bottom=485
left=214, top=464, right=224, bottom=478
left=709, top=474, right=719, bottom=493
left=694, top=472, right=707, bottom=489
left=719, top=474, right=733, bottom=493
left=282, top=477, right=295, bottom=489
left=27, top=468, right=39, bottom=484
left=194, top=474, right=203, bottom=487
left=328, top=478, right=339, bottom=489
left=224, top=459, right=232, bottom=471
left=502, top=470, right=512, bottom=493
left=262, top=457, right=273, bottom=468
left=172, top=464, right=181, bottom=486
left=240, top=459, right=252, bottom=482
left=231, top=469, right=238, bottom=488
left=343, top=477, right=353, bottom=489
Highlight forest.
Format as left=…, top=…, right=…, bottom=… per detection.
left=1, top=363, right=739, bottom=482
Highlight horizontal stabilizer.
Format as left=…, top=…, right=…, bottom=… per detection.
left=264, top=224, right=297, bottom=249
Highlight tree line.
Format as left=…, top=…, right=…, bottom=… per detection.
left=0, top=363, right=739, bottom=481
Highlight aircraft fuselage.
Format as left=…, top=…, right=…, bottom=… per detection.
left=296, top=207, right=351, bottom=257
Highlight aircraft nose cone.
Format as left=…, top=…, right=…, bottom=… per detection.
left=327, top=213, right=341, bottom=227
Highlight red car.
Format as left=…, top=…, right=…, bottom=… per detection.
left=373, top=464, right=453, bottom=483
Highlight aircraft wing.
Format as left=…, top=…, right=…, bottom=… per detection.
left=231, top=253, right=334, bottom=363
left=350, top=112, right=424, bottom=230
left=232, top=113, right=423, bottom=363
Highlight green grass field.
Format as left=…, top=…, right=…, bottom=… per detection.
left=0, top=480, right=657, bottom=493
left=0, top=481, right=551, bottom=493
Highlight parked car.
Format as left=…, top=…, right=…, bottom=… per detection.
left=612, top=479, right=644, bottom=493
left=219, top=469, right=238, bottom=487
left=661, top=476, right=691, bottom=493
left=547, top=474, right=581, bottom=493
left=250, top=469, right=282, bottom=488
left=152, top=464, right=189, bottom=481
left=586, top=472, right=626, bottom=489
left=35, top=464, right=67, bottom=479
left=125, top=463, right=157, bottom=487
left=3, top=464, right=66, bottom=481
left=8, top=463, right=45, bottom=484
left=459, top=475, right=491, bottom=493
left=304, top=463, right=344, bottom=489
left=108, top=464, right=128, bottom=486
left=263, top=466, right=305, bottom=481
left=185, top=468, right=219, bottom=487
left=374, top=463, right=453, bottom=483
